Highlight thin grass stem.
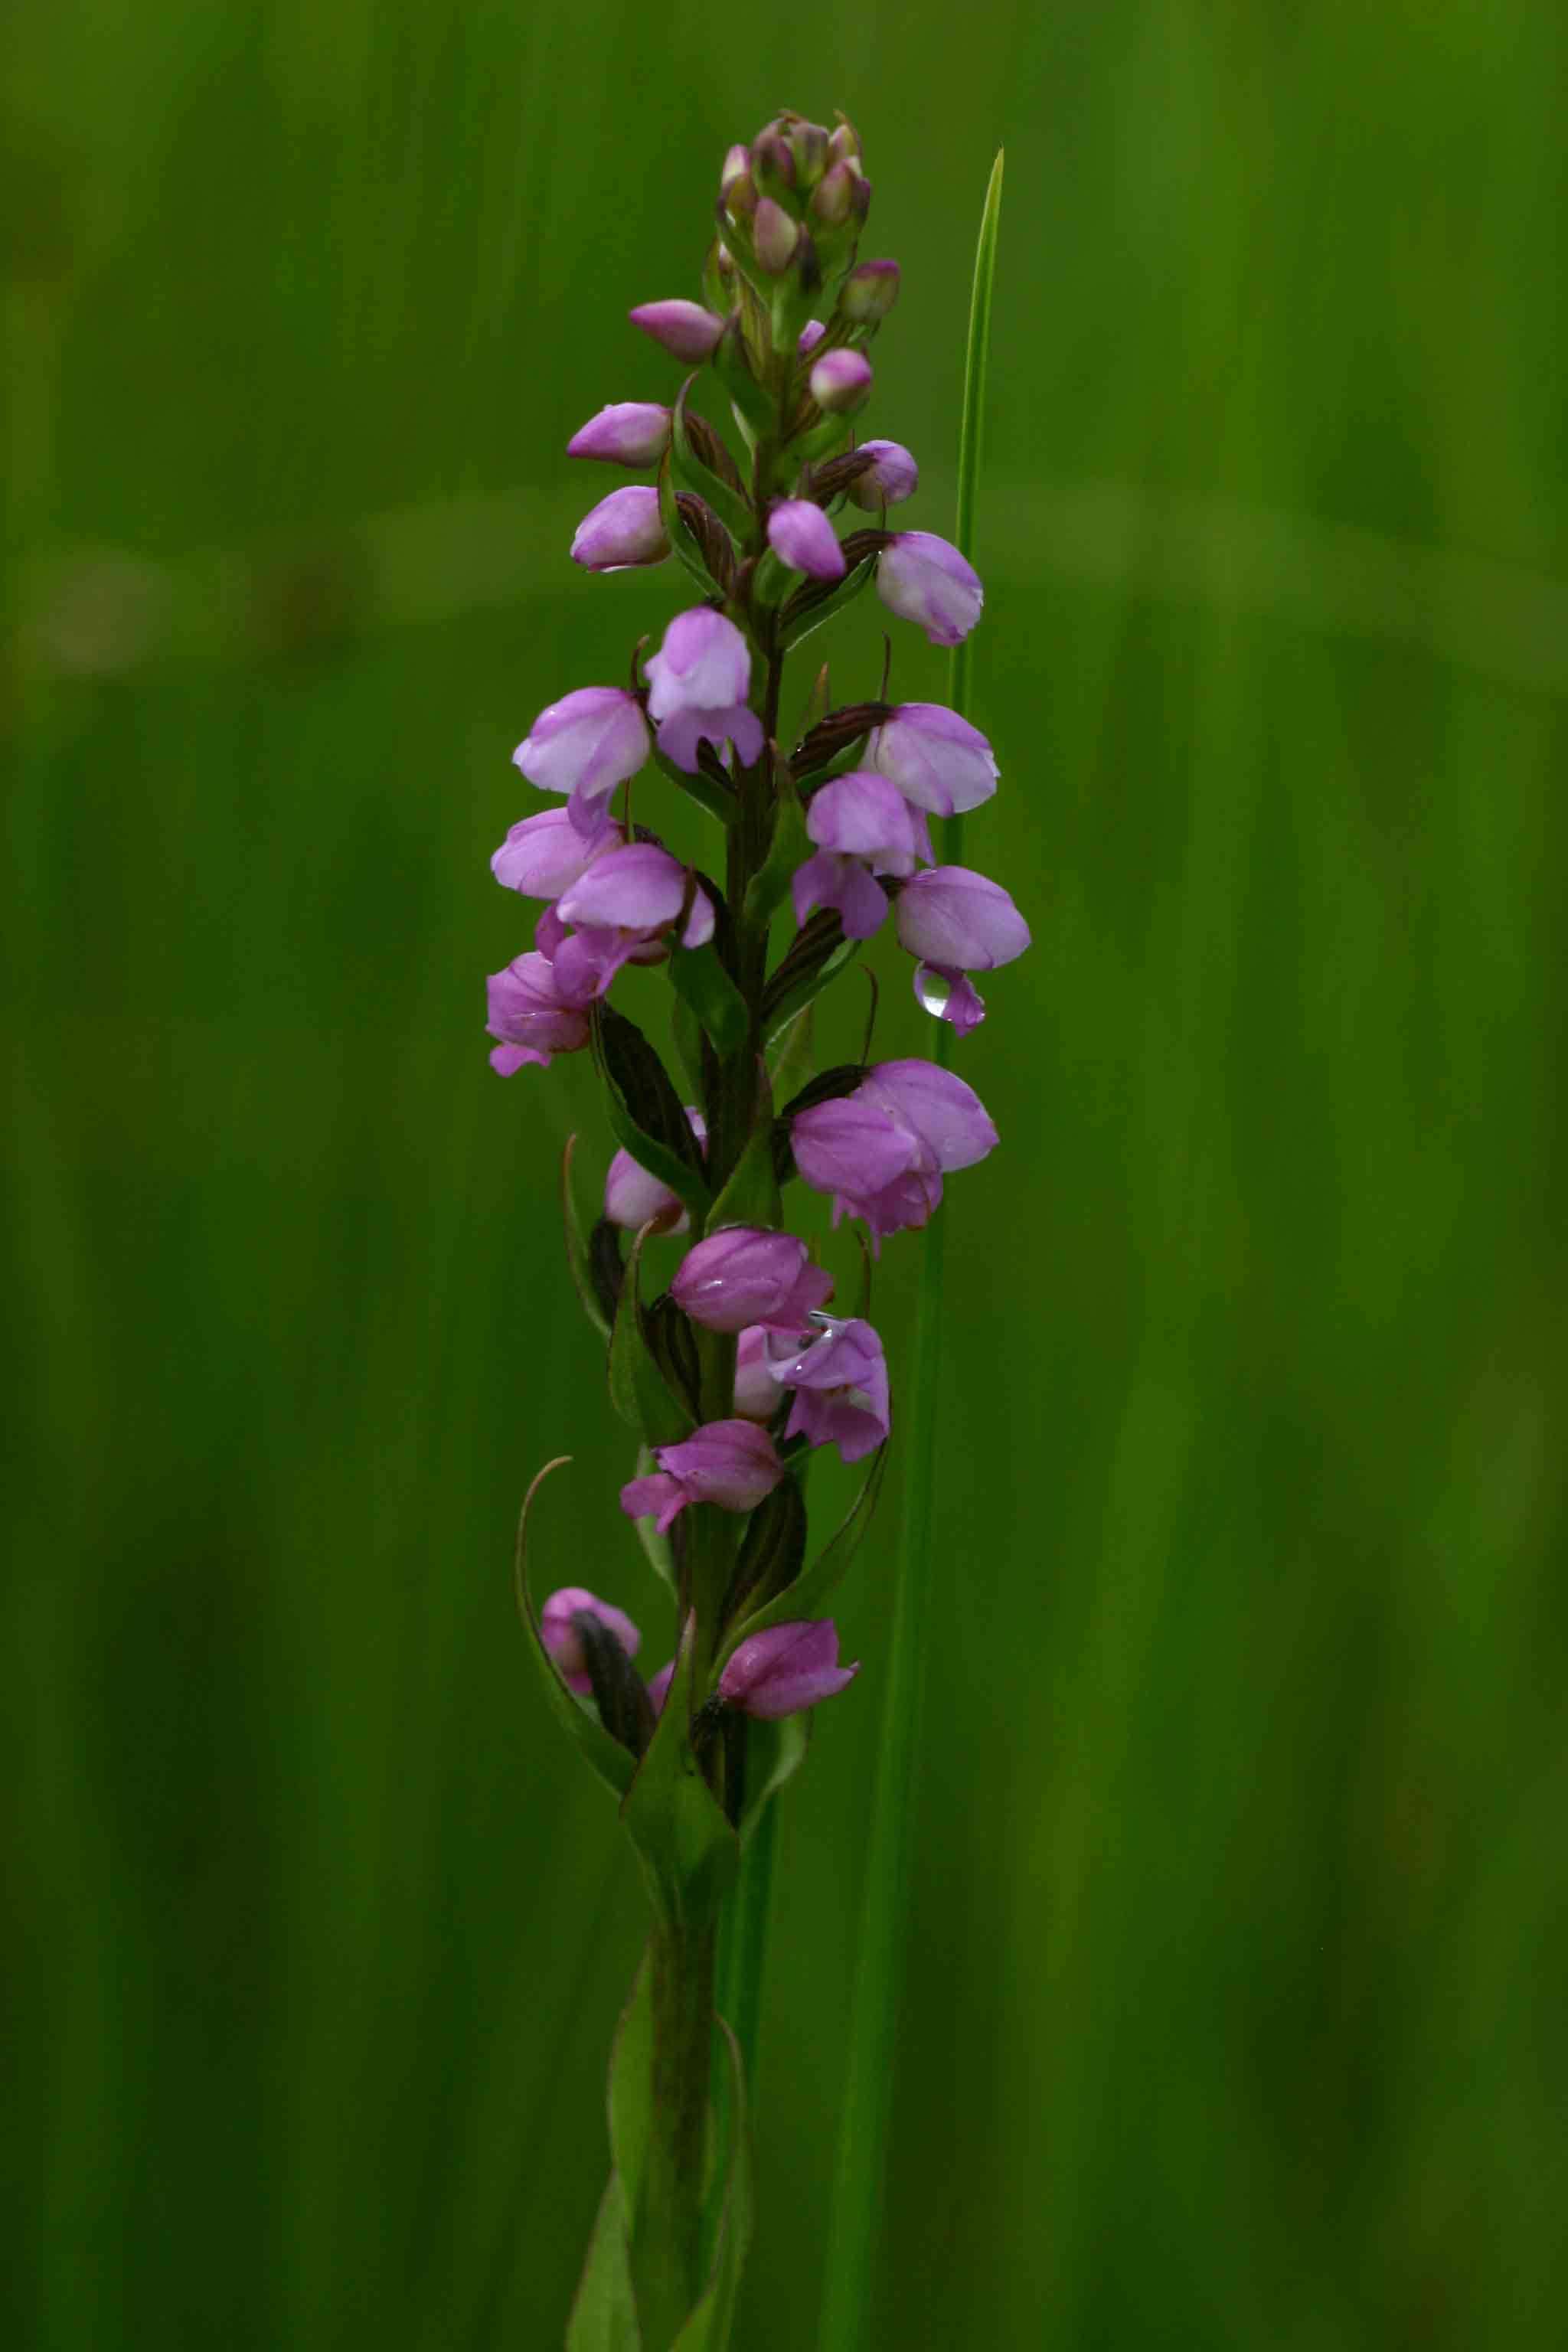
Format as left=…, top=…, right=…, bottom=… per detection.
left=815, top=149, right=1004, bottom=2352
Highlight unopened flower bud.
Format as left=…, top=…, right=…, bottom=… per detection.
left=810, top=160, right=859, bottom=229
left=540, top=1587, right=640, bottom=1696
left=827, top=119, right=862, bottom=168
left=798, top=318, right=827, bottom=355
left=809, top=348, right=873, bottom=415
left=751, top=132, right=795, bottom=201
left=566, top=402, right=672, bottom=468
left=671, top=1227, right=834, bottom=1333
left=720, top=143, right=752, bottom=194
left=733, top=1325, right=782, bottom=1420
left=867, top=701, right=997, bottom=814
left=788, top=121, right=829, bottom=189
left=570, top=485, right=670, bottom=572
left=603, top=1109, right=707, bottom=1233
left=753, top=197, right=800, bottom=276
left=841, top=259, right=900, bottom=322
left=767, top=499, right=847, bottom=581
left=629, top=300, right=727, bottom=361
left=847, top=439, right=919, bottom=510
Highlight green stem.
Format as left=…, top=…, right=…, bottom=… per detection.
left=815, top=150, right=1004, bottom=2352
left=717, top=1790, right=777, bottom=2087
left=633, top=1918, right=718, bottom=2351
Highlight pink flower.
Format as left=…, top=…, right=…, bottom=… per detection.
left=629, top=300, right=727, bottom=361
left=643, top=607, right=765, bottom=775
left=567, top=402, right=672, bottom=466
left=485, top=952, right=592, bottom=1074
left=767, top=500, right=846, bottom=581
left=603, top=1109, right=707, bottom=1233
left=791, top=771, right=933, bottom=941
left=718, top=1620, right=860, bottom=1718
left=541, top=1587, right=641, bottom=1696
left=753, top=197, right=800, bottom=274
left=789, top=1059, right=998, bottom=1244
left=512, top=687, right=652, bottom=838
left=620, top=1419, right=785, bottom=1533
left=866, top=702, right=997, bottom=817
left=876, top=531, right=984, bottom=646
left=491, top=808, right=623, bottom=898
left=671, top=1227, right=834, bottom=1334
left=570, top=485, right=670, bottom=572
left=893, top=865, right=1030, bottom=978
left=766, top=1314, right=890, bottom=1462
left=847, top=439, right=920, bottom=511
left=798, top=318, right=827, bottom=355
left=809, top=348, right=873, bottom=416
left=647, top=1659, right=675, bottom=1716
left=547, top=843, right=715, bottom=1004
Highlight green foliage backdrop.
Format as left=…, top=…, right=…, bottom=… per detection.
left=6, top=3, right=1565, bottom=2344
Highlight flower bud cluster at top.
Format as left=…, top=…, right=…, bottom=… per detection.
left=489, top=109, right=1030, bottom=1799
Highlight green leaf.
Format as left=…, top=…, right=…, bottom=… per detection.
left=671, top=376, right=756, bottom=545
left=761, top=926, right=864, bottom=1045
left=657, top=445, right=724, bottom=596
left=737, top=1713, right=809, bottom=1844
left=567, top=2173, right=643, bottom=2352
left=777, top=550, right=877, bottom=653
left=742, top=763, right=811, bottom=928
left=765, top=1003, right=816, bottom=1098
left=629, top=1448, right=678, bottom=1596
left=609, top=1227, right=696, bottom=1447
left=715, top=1443, right=890, bottom=1674
left=593, top=1004, right=710, bottom=1223
left=561, top=1134, right=612, bottom=1344
left=818, top=148, right=1005, bottom=2352
left=705, top=1076, right=782, bottom=1232
left=513, top=1458, right=637, bottom=1801
left=668, top=942, right=749, bottom=1060
left=621, top=1615, right=740, bottom=1934
left=670, top=995, right=708, bottom=1103
left=609, top=1957, right=657, bottom=2223
left=669, top=2021, right=753, bottom=2352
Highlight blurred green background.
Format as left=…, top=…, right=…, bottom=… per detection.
left=6, top=2, right=1566, bottom=2344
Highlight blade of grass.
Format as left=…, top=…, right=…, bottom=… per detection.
left=815, top=149, right=1005, bottom=2352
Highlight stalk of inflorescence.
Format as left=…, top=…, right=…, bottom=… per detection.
left=815, top=149, right=1005, bottom=2352
left=485, top=112, right=1026, bottom=2352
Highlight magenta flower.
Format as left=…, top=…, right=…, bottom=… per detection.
left=767, top=500, right=846, bottom=581
left=541, top=1586, right=641, bottom=1695
left=629, top=299, right=727, bottom=361
left=876, top=531, right=984, bottom=645
left=732, top=1324, right=782, bottom=1420
left=789, top=1059, right=997, bottom=1245
left=717, top=1620, right=860, bottom=1718
left=512, top=687, right=651, bottom=838
left=867, top=702, right=997, bottom=816
left=671, top=1227, right=834, bottom=1334
left=486, top=951, right=593, bottom=1074
left=570, top=485, right=670, bottom=572
left=791, top=770, right=933, bottom=940
left=645, top=607, right=764, bottom=774
left=847, top=439, right=920, bottom=511
left=491, top=807, right=623, bottom=898
left=893, top=865, right=1031, bottom=972
left=547, top=842, right=715, bottom=1002
left=620, top=1419, right=785, bottom=1534
left=798, top=318, right=827, bottom=355
left=809, top=348, right=873, bottom=415
left=567, top=402, right=673, bottom=467
left=603, top=1109, right=707, bottom=1233
left=766, top=1314, right=890, bottom=1462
